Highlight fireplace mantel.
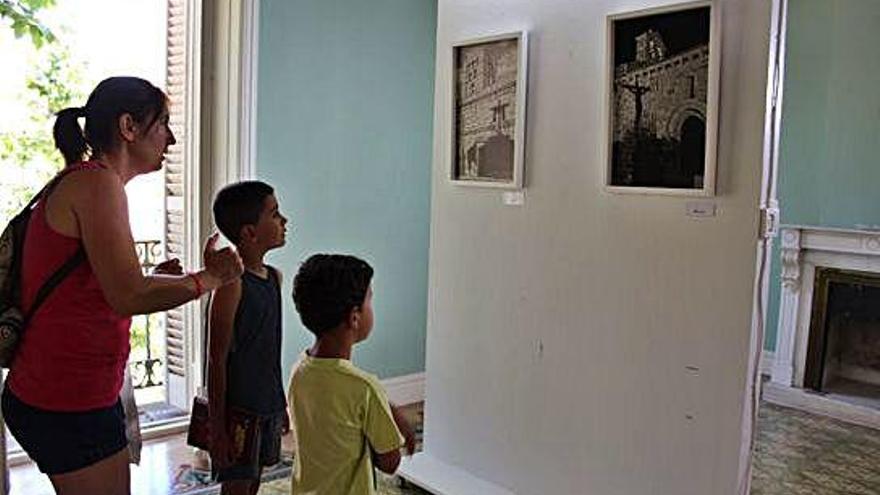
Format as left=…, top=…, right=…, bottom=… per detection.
left=766, top=225, right=880, bottom=429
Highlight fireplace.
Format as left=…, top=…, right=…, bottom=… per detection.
left=803, top=268, right=880, bottom=397
left=767, top=226, right=880, bottom=428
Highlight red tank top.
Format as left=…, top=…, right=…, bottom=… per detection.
left=8, top=162, right=132, bottom=411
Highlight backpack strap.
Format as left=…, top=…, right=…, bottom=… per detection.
left=19, top=164, right=95, bottom=324
left=23, top=248, right=85, bottom=324
left=22, top=163, right=87, bottom=214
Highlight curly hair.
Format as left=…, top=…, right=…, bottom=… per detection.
left=292, top=254, right=373, bottom=335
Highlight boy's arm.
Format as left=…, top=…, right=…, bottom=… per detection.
left=372, top=404, right=415, bottom=473
left=372, top=446, right=402, bottom=474
left=391, top=404, right=417, bottom=455
left=364, top=382, right=408, bottom=474
left=207, top=278, right=242, bottom=466
left=372, top=405, right=416, bottom=472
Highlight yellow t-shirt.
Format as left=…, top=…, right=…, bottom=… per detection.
left=289, top=352, right=404, bottom=495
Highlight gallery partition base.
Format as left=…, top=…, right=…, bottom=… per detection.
left=397, top=453, right=517, bottom=495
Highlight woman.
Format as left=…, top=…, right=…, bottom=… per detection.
left=1, top=76, right=243, bottom=494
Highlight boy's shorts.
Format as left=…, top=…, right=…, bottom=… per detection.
left=214, top=411, right=285, bottom=482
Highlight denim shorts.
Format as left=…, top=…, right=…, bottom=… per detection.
left=2, top=387, right=127, bottom=475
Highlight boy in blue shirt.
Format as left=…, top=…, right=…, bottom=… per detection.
left=209, top=181, right=290, bottom=495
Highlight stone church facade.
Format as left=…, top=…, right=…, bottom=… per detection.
left=611, top=29, right=710, bottom=187
left=613, top=29, right=709, bottom=144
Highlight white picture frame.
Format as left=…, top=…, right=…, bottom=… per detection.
left=604, top=1, right=721, bottom=196
left=450, top=31, right=529, bottom=189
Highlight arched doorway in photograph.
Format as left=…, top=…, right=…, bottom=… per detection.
left=680, top=115, right=706, bottom=186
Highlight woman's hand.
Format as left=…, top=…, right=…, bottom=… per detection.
left=153, top=258, right=183, bottom=275
left=202, top=233, right=243, bottom=287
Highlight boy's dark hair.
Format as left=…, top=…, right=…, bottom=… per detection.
left=213, top=181, right=275, bottom=244
left=54, top=76, right=167, bottom=165
left=292, top=254, right=374, bottom=336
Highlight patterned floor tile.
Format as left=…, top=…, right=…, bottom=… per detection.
left=751, top=402, right=880, bottom=495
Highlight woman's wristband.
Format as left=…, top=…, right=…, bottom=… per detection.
left=188, top=272, right=204, bottom=298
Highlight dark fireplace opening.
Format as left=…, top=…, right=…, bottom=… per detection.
left=804, top=268, right=880, bottom=402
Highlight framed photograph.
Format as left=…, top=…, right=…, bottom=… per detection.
left=605, top=1, right=720, bottom=196
left=450, top=31, right=528, bottom=189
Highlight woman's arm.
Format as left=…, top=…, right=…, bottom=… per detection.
left=74, top=169, right=241, bottom=316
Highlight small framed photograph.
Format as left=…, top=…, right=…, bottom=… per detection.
left=450, top=31, right=528, bottom=189
left=605, top=1, right=720, bottom=196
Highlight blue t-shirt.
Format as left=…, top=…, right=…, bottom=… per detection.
left=225, top=268, right=286, bottom=415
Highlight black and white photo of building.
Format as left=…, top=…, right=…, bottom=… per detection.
left=454, top=38, right=519, bottom=183
left=610, top=5, right=712, bottom=190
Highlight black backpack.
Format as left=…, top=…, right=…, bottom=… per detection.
left=0, top=171, right=85, bottom=368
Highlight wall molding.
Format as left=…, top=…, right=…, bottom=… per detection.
left=239, top=0, right=260, bottom=179
left=382, top=372, right=426, bottom=405
left=201, top=0, right=258, bottom=189
left=760, top=351, right=775, bottom=376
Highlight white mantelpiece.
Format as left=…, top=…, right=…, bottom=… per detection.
left=766, top=225, right=880, bottom=428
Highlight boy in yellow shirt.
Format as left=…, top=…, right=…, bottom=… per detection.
left=288, top=254, right=415, bottom=494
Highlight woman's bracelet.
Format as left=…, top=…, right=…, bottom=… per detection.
left=188, top=272, right=204, bottom=298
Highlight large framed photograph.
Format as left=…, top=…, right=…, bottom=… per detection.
left=605, top=1, right=720, bottom=196
left=450, top=31, right=528, bottom=189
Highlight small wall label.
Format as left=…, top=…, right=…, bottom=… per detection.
left=686, top=201, right=717, bottom=218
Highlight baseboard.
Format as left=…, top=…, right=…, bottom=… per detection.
left=763, top=381, right=880, bottom=430
left=141, top=418, right=189, bottom=441
left=382, top=372, right=426, bottom=405
left=760, top=351, right=775, bottom=376
left=398, top=453, right=517, bottom=495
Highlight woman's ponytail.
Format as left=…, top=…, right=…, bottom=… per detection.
left=53, top=77, right=166, bottom=164
left=53, top=107, right=89, bottom=165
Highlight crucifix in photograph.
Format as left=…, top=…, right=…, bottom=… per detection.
left=617, top=77, right=651, bottom=132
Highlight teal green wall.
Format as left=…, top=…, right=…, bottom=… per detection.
left=256, top=0, right=437, bottom=378
left=766, top=0, right=880, bottom=350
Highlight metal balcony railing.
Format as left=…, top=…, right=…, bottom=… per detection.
left=131, top=239, right=164, bottom=390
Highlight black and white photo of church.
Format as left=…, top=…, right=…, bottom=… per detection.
left=610, top=6, right=711, bottom=189
left=454, top=38, right=519, bottom=183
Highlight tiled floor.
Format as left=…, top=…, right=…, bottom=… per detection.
left=750, top=402, right=880, bottom=494
left=10, top=432, right=196, bottom=495
left=8, top=404, right=426, bottom=495
left=10, top=401, right=880, bottom=494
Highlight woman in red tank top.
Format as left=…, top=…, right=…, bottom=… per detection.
left=2, top=77, right=244, bottom=494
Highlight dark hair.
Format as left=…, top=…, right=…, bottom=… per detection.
left=212, top=181, right=275, bottom=244
left=53, top=76, right=167, bottom=165
left=292, top=254, right=374, bottom=336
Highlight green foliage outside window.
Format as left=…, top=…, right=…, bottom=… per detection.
left=1, top=2, right=157, bottom=371
left=0, top=41, right=87, bottom=224
left=0, top=0, right=56, bottom=47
